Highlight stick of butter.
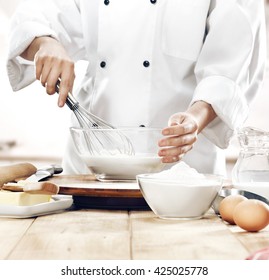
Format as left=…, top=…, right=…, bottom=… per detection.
left=0, top=190, right=51, bottom=206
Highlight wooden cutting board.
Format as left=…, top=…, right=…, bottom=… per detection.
left=49, top=175, right=149, bottom=210
left=49, top=174, right=142, bottom=197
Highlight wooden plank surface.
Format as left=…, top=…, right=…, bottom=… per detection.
left=0, top=218, right=34, bottom=259
left=1, top=175, right=269, bottom=260
left=6, top=209, right=131, bottom=260
left=0, top=208, right=269, bottom=260
left=229, top=223, right=269, bottom=255
left=130, top=210, right=250, bottom=260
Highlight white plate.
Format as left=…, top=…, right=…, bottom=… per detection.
left=0, top=195, right=73, bottom=218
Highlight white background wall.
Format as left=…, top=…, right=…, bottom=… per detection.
left=0, top=0, right=87, bottom=161
left=0, top=0, right=68, bottom=159
left=0, top=0, right=268, bottom=165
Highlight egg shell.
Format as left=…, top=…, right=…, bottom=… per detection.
left=233, top=200, right=269, bottom=232
left=219, top=194, right=248, bottom=225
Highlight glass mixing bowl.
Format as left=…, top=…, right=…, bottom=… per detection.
left=70, top=127, right=167, bottom=181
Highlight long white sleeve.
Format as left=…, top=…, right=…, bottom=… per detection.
left=191, top=0, right=267, bottom=148
left=6, top=0, right=86, bottom=91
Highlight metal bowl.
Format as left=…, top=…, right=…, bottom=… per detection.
left=212, top=188, right=269, bottom=215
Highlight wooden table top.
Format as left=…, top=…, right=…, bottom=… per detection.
left=0, top=175, right=269, bottom=260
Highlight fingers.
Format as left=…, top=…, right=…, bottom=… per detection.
left=158, top=133, right=196, bottom=163
left=159, top=133, right=197, bottom=148
left=159, top=144, right=193, bottom=163
left=35, top=56, right=44, bottom=82
left=159, top=148, right=189, bottom=164
left=164, top=112, right=199, bottom=134
left=35, top=55, right=75, bottom=91
left=159, top=113, right=199, bottom=163
left=58, top=69, right=75, bottom=107
left=43, top=61, right=75, bottom=107
left=34, top=43, right=75, bottom=107
left=162, top=123, right=197, bottom=138
left=168, top=113, right=185, bottom=127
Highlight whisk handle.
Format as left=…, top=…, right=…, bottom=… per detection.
left=65, top=93, right=79, bottom=111
left=55, top=79, right=79, bottom=111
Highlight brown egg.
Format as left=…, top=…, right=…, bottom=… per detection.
left=233, top=200, right=269, bottom=232
left=219, top=194, right=248, bottom=225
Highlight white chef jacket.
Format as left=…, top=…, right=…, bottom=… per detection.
left=6, top=0, right=267, bottom=175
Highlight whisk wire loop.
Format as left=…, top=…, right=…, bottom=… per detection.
left=55, top=80, right=134, bottom=156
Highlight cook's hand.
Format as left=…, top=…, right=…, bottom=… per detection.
left=158, top=101, right=217, bottom=163
left=21, top=36, right=75, bottom=107
left=158, top=113, right=198, bottom=163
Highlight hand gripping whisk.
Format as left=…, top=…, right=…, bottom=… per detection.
left=55, top=80, right=134, bottom=156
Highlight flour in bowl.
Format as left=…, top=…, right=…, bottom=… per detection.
left=150, top=161, right=206, bottom=180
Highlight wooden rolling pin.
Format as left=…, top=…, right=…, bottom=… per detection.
left=0, top=163, right=37, bottom=187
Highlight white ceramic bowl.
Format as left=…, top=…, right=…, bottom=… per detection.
left=137, top=174, right=223, bottom=219
left=70, top=127, right=166, bottom=181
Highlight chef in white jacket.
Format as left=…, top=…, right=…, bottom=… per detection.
left=7, top=0, right=267, bottom=175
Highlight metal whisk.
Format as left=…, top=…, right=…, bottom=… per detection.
left=55, top=80, right=134, bottom=156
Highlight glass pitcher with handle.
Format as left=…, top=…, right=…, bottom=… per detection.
left=232, top=126, right=269, bottom=200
